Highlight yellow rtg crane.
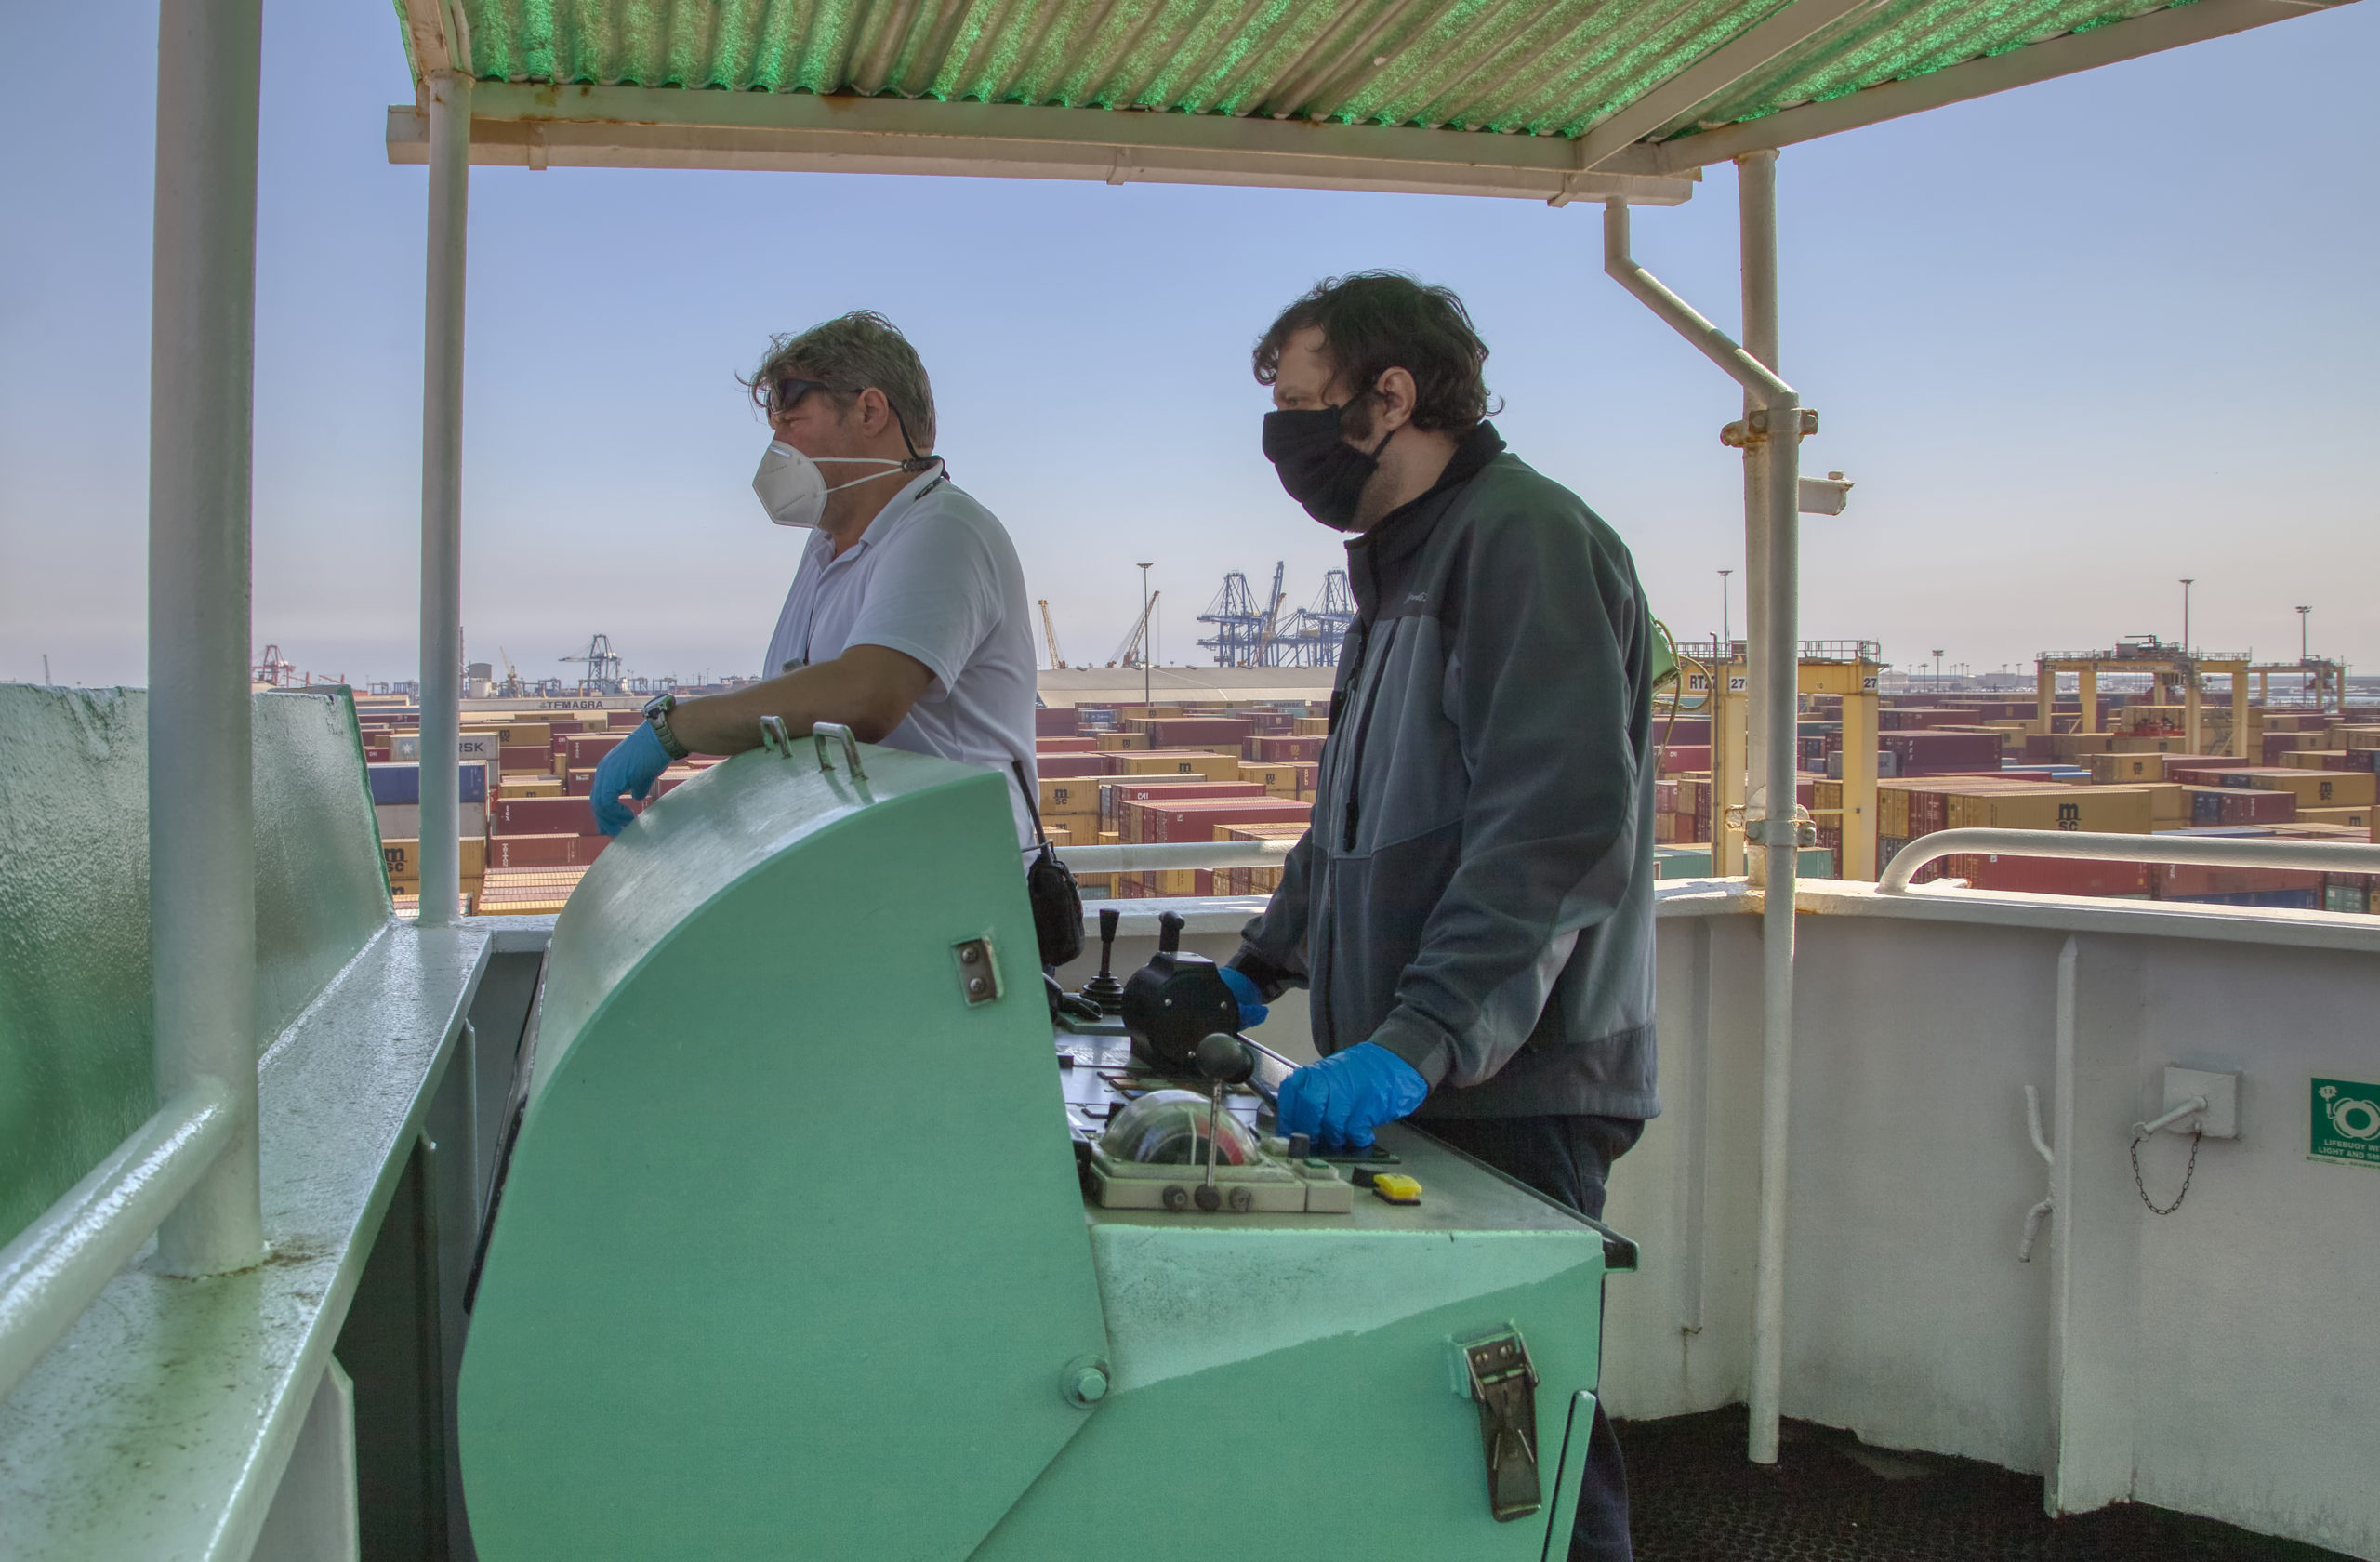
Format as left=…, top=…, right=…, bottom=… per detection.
left=2034, top=637, right=2251, bottom=758
left=1697, top=641, right=1884, bottom=881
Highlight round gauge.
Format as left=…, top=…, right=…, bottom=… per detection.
left=1100, top=1089, right=1260, bottom=1166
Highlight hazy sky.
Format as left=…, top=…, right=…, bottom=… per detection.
left=4, top=1, right=2373, bottom=689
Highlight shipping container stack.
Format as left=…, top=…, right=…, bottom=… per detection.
left=373, top=710, right=720, bottom=919
left=1632, top=685, right=2380, bottom=911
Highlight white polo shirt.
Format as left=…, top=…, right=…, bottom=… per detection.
left=761, top=467, right=1038, bottom=842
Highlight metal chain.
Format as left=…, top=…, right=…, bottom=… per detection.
left=2130, top=1127, right=2202, bottom=1215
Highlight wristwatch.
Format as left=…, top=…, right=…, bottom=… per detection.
left=642, top=693, right=692, bottom=761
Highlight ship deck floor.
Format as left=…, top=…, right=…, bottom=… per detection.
left=1623, top=1408, right=2351, bottom=1561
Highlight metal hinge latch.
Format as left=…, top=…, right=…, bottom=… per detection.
left=954, top=937, right=1001, bottom=1006
left=1456, top=1328, right=1542, bottom=1522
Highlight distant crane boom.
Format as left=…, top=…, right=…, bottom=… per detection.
left=1038, top=600, right=1069, bottom=670
left=1111, top=592, right=1160, bottom=668
left=1257, top=562, right=1287, bottom=661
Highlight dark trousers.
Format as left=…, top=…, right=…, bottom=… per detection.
left=1421, top=1114, right=1644, bottom=1562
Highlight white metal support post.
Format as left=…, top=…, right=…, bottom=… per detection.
left=1738, top=152, right=1778, bottom=887
left=1744, top=155, right=1804, bottom=1470
left=148, top=0, right=267, bottom=1277
left=418, top=73, right=471, bottom=925
left=1604, top=167, right=1809, bottom=1467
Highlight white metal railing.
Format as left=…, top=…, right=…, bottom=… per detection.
left=0, top=1082, right=237, bottom=1403
left=1880, top=828, right=2380, bottom=894
left=1057, top=839, right=1297, bottom=874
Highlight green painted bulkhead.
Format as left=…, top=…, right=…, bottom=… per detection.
left=462, top=738, right=1612, bottom=1560
left=0, top=685, right=390, bottom=1249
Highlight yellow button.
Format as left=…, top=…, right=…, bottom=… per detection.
left=1370, top=1173, right=1422, bottom=1205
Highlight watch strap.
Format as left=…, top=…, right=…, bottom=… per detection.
left=643, top=695, right=691, bottom=761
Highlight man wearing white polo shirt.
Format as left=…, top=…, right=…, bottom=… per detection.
left=590, top=311, right=1038, bottom=842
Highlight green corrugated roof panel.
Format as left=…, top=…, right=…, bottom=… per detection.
left=438, top=0, right=2226, bottom=142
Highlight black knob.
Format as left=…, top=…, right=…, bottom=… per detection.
left=1157, top=910, right=1184, bottom=955
left=1078, top=907, right=1126, bottom=1014
left=1195, top=1032, right=1255, bottom=1085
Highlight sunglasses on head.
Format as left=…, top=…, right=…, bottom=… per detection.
left=761, top=375, right=853, bottom=416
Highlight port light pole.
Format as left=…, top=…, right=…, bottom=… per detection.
left=2298, top=604, right=2311, bottom=663
left=1137, top=563, right=1154, bottom=707
left=2179, top=577, right=2194, bottom=656
left=1718, top=568, right=1732, bottom=653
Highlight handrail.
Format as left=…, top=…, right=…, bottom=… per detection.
left=0, top=1081, right=238, bottom=1403
left=1057, top=839, right=1298, bottom=874
left=1879, top=828, right=2380, bottom=894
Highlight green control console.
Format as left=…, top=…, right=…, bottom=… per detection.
left=460, top=737, right=1623, bottom=1560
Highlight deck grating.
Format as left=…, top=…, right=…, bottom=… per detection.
left=1620, top=1408, right=2353, bottom=1561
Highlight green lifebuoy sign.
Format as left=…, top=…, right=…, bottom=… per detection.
left=2312, top=1079, right=2380, bottom=1168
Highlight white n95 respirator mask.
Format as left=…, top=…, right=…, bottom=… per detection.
left=752, top=439, right=922, bottom=529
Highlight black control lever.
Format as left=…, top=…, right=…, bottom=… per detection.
left=1078, top=907, right=1125, bottom=1014
left=1119, top=911, right=1240, bottom=1073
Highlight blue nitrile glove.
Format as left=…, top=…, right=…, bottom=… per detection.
left=1218, top=965, right=1269, bottom=1029
left=1275, top=1042, right=1429, bottom=1153
left=590, top=722, right=669, bottom=836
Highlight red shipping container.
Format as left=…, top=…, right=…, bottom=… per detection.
left=494, top=796, right=603, bottom=835
left=487, top=833, right=611, bottom=868
left=1105, top=782, right=1269, bottom=836
left=1037, top=737, right=1098, bottom=754
left=1249, top=735, right=1327, bottom=763
left=560, top=733, right=628, bottom=764
left=1035, top=707, right=1081, bottom=737
left=1143, top=718, right=1254, bottom=748
left=2150, top=861, right=2323, bottom=900
left=608, top=710, right=645, bottom=729
left=2182, top=787, right=2296, bottom=826
left=1878, top=730, right=2003, bottom=775
left=1940, top=854, right=2150, bottom=898
left=1141, top=799, right=1313, bottom=842
left=499, top=744, right=549, bottom=772
left=1658, top=744, right=1711, bottom=776
left=1038, top=754, right=1111, bottom=779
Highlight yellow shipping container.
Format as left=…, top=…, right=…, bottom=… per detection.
left=1293, top=718, right=1330, bottom=736
left=1108, top=750, right=1242, bottom=782
left=2046, top=733, right=2113, bottom=761
left=2085, top=752, right=2166, bottom=783
left=1095, top=733, right=1150, bottom=751
left=1945, top=786, right=2153, bottom=833
left=2139, top=783, right=2188, bottom=827
left=501, top=776, right=563, bottom=799
left=1038, top=777, right=1096, bottom=814
left=1237, top=761, right=1307, bottom=798
left=2227, top=769, right=2377, bottom=808
left=2299, top=805, right=2374, bottom=834
left=1044, top=809, right=1098, bottom=843
left=382, top=835, right=486, bottom=883
left=2282, top=750, right=2352, bottom=769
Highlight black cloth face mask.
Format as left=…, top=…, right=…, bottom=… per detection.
left=1263, top=402, right=1395, bottom=531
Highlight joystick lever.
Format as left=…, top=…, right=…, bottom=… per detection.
left=1078, top=907, right=1125, bottom=1014
left=1194, top=1033, right=1255, bottom=1207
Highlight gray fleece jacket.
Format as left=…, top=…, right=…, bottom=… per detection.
left=1233, top=424, right=1659, bottom=1120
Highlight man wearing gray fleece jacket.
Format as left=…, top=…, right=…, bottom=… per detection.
left=1222, top=272, right=1657, bottom=1562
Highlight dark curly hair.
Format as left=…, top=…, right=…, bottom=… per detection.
left=1252, top=272, right=1491, bottom=436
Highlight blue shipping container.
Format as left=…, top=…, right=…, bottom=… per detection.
left=2164, top=889, right=2322, bottom=910
left=366, top=761, right=490, bottom=806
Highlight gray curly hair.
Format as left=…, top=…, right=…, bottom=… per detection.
left=747, top=310, right=937, bottom=451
